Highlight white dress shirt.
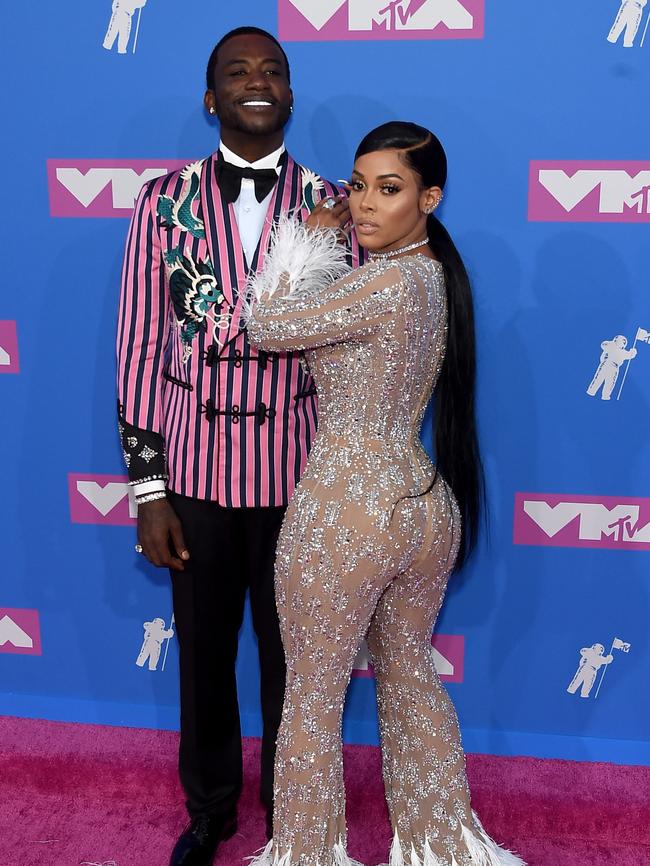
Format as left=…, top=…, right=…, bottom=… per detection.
left=219, top=141, right=286, bottom=266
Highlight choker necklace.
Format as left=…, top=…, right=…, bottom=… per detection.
left=368, top=238, right=429, bottom=261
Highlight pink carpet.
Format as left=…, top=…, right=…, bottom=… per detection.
left=1, top=715, right=648, bottom=866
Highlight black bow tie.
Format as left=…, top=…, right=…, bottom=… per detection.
left=216, top=157, right=280, bottom=204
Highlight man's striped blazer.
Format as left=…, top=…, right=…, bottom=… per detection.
left=116, top=150, right=361, bottom=507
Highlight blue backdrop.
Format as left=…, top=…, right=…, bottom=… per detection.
left=1, top=0, right=649, bottom=765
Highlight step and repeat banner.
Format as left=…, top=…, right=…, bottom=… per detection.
left=1, top=1, right=648, bottom=764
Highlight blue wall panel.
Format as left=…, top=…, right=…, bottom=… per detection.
left=1, top=0, right=648, bottom=765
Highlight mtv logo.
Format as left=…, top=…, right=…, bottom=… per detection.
left=528, top=161, right=650, bottom=223
left=47, top=159, right=188, bottom=218
left=0, top=608, right=42, bottom=656
left=352, top=634, right=464, bottom=682
left=68, top=473, right=137, bottom=525
left=279, top=0, right=484, bottom=42
left=0, top=321, right=19, bottom=374
left=513, top=492, right=650, bottom=550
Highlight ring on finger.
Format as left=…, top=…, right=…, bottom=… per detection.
left=321, top=198, right=336, bottom=211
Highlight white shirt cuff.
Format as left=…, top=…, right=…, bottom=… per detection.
left=133, top=479, right=167, bottom=497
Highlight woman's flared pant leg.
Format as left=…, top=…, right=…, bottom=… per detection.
left=367, top=557, right=472, bottom=864
left=261, top=488, right=394, bottom=866
left=367, top=529, right=526, bottom=866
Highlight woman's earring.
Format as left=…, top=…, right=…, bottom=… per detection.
left=209, top=107, right=216, bottom=115
left=424, top=193, right=444, bottom=214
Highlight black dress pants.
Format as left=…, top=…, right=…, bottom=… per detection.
left=168, top=492, right=287, bottom=819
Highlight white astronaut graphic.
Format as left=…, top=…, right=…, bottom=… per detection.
left=136, top=616, right=174, bottom=671
left=103, top=0, right=147, bottom=55
left=587, top=335, right=637, bottom=400
left=607, top=0, right=648, bottom=47
left=567, top=643, right=613, bottom=698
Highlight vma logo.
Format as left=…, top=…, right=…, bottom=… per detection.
left=279, top=0, right=484, bottom=41
left=353, top=634, right=464, bottom=682
left=514, top=493, right=650, bottom=551
left=47, top=159, right=187, bottom=218
left=68, top=473, right=137, bottom=525
left=0, top=609, right=42, bottom=656
left=0, top=321, right=19, bottom=374
left=528, top=161, right=650, bottom=223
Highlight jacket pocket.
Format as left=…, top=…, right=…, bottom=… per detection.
left=162, top=371, right=193, bottom=391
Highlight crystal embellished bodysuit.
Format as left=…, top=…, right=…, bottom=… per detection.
left=245, top=222, right=525, bottom=866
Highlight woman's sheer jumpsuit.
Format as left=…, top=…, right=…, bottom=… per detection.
left=246, top=237, right=524, bottom=866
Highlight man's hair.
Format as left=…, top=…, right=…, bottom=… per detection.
left=205, top=27, right=291, bottom=90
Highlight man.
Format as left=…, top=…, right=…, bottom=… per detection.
left=116, top=27, right=358, bottom=866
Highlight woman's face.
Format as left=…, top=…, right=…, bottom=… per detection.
left=348, top=149, right=441, bottom=253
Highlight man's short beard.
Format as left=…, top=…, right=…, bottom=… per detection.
left=218, top=104, right=291, bottom=138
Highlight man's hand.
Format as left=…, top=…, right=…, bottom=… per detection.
left=306, top=194, right=351, bottom=234
left=137, top=498, right=190, bottom=571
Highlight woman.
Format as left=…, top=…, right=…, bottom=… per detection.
left=245, top=122, right=524, bottom=866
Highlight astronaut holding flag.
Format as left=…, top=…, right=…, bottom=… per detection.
left=607, top=0, right=648, bottom=48
left=567, top=637, right=631, bottom=699
left=587, top=334, right=637, bottom=400
left=103, top=0, right=147, bottom=55
left=136, top=616, right=174, bottom=671
left=567, top=643, right=613, bottom=698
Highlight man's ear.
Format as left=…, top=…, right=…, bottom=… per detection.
left=204, top=90, right=216, bottom=116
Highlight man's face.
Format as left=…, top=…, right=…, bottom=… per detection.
left=206, top=34, right=293, bottom=138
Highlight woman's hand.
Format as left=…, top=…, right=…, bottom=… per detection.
left=306, top=194, right=351, bottom=235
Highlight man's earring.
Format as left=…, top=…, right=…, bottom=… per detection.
left=209, top=107, right=215, bottom=115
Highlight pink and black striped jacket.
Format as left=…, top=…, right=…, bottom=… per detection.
left=116, top=151, right=361, bottom=507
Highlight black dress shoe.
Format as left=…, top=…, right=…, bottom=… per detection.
left=169, top=812, right=237, bottom=866
left=265, top=807, right=273, bottom=841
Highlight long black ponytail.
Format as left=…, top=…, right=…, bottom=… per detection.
left=355, top=122, right=484, bottom=570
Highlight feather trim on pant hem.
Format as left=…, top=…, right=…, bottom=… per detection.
left=462, top=810, right=526, bottom=866
left=384, top=813, right=526, bottom=866
left=246, top=838, right=365, bottom=866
